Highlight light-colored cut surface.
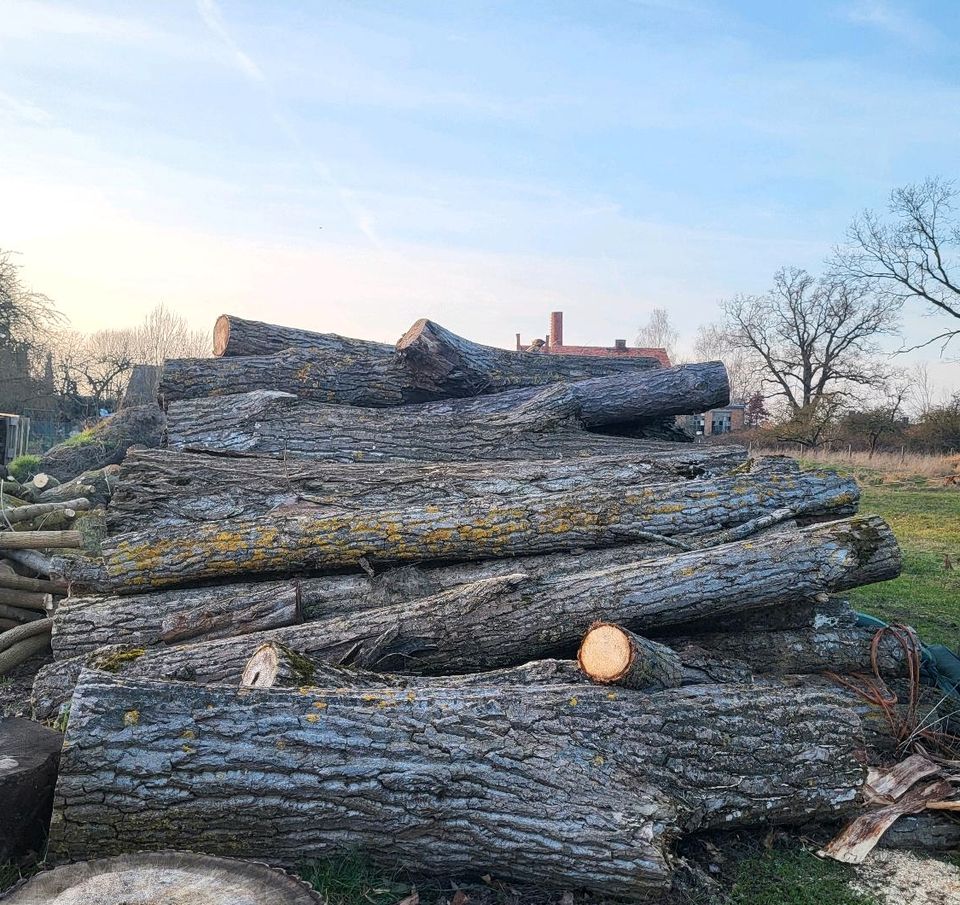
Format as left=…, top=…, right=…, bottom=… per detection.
left=579, top=623, right=631, bottom=681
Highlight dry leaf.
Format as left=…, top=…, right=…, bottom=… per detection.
left=451, top=891, right=469, bottom=905
left=394, top=891, right=419, bottom=905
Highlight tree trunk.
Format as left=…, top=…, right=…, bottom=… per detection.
left=107, top=446, right=748, bottom=534
left=241, top=643, right=588, bottom=689
left=160, top=348, right=437, bottom=409
left=0, top=717, right=62, bottom=862
left=52, top=541, right=695, bottom=656
left=0, top=571, right=68, bottom=595
left=395, top=317, right=662, bottom=396
left=37, top=466, right=120, bottom=507
left=0, top=634, right=51, bottom=676
left=163, top=364, right=728, bottom=457
left=1, top=498, right=91, bottom=525
left=73, top=517, right=900, bottom=688
left=0, top=530, right=82, bottom=550
left=98, top=463, right=858, bottom=590
left=48, top=672, right=867, bottom=897
left=214, top=314, right=394, bottom=358
left=578, top=623, right=686, bottom=689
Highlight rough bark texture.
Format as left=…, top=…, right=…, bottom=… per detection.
left=77, top=517, right=900, bottom=687
left=242, top=643, right=589, bottom=690
left=37, top=466, right=120, bottom=507
left=49, top=672, right=867, bottom=896
left=106, top=446, right=747, bottom=534
left=2, top=852, right=324, bottom=905
left=578, top=623, right=686, bottom=689
left=160, top=347, right=436, bottom=409
left=51, top=581, right=306, bottom=658
left=215, top=314, right=394, bottom=358
left=671, top=622, right=906, bottom=677
left=396, top=317, right=662, bottom=396
left=119, top=363, right=161, bottom=408
left=0, top=717, right=63, bottom=862
left=163, top=364, right=727, bottom=458
left=39, top=405, right=164, bottom=481
left=51, top=541, right=700, bottom=654
left=99, top=463, right=859, bottom=590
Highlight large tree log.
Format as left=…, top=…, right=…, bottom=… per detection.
left=214, top=314, right=394, bottom=358
left=106, top=445, right=749, bottom=534
left=99, top=461, right=858, bottom=590
left=68, top=517, right=899, bottom=689
left=51, top=539, right=701, bottom=656
left=395, top=317, right=662, bottom=396
left=49, top=672, right=867, bottom=897
left=0, top=717, right=62, bottom=862
left=160, top=348, right=432, bottom=409
left=242, top=644, right=588, bottom=689
left=164, top=364, right=728, bottom=459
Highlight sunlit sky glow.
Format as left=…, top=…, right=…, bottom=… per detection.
left=1, top=0, right=958, bottom=392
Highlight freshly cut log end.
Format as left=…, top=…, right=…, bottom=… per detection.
left=212, top=314, right=232, bottom=357
left=578, top=622, right=685, bottom=690
left=1, top=852, right=324, bottom=904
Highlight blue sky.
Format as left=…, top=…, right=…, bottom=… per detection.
left=1, top=0, right=958, bottom=389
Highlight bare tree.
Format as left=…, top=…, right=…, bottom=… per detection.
left=691, top=321, right=757, bottom=402
left=133, top=303, right=211, bottom=364
left=834, top=177, right=960, bottom=354
left=0, top=248, right=64, bottom=351
left=722, top=267, right=899, bottom=417
left=635, top=308, right=679, bottom=363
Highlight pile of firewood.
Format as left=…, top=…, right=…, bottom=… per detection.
left=6, top=314, right=932, bottom=898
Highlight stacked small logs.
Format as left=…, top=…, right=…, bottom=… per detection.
left=0, top=466, right=119, bottom=677
left=34, top=315, right=909, bottom=899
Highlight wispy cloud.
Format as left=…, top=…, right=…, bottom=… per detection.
left=195, top=0, right=264, bottom=82
left=0, top=90, right=52, bottom=125
left=838, top=1, right=938, bottom=48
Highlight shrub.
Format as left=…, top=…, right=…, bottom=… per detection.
left=7, top=454, right=42, bottom=483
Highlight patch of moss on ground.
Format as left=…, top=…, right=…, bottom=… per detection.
left=729, top=849, right=877, bottom=905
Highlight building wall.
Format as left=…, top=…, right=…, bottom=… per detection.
left=515, top=312, right=671, bottom=366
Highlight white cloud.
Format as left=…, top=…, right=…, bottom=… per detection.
left=195, top=0, right=265, bottom=82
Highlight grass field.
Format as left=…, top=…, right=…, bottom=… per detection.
left=793, top=456, right=960, bottom=649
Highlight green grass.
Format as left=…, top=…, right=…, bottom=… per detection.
left=730, top=849, right=877, bottom=905
left=56, top=427, right=100, bottom=449
left=300, top=854, right=412, bottom=905
left=848, top=483, right=960, bottom=648
left=6, top=454, right=41, bottom=483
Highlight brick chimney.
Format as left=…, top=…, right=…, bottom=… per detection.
left=550, top=311, right=563, bottom=348
left=614, top=339, right=627, bottom=350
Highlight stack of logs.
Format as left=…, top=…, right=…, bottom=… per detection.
left=20, top=315, right=910, bottom=899
left=0, top=466, right=118, bottom=677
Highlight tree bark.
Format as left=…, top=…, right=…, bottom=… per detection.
left=51, top=540, right=695, bottom=656
left=395, top=317, right=662, bottom=395
left=98, top=462, right=858, bottom=590
left=578, top=623, right=686, bottom=689
left=48, top=671, right=867, bottom=897
left=242, top=643, right=588, bottom=689
left=0, top=571, right=68, bottom=595
left=0, top=498, right=91, bottom=525
left=160, top=348, right=437, bottom=409
left=163, top=364, right=728, bottom=458
left=37, top=465, right=120, bottom=507
left=214, top=314, right=394, bottom=358
left=0, top=717, right=62, bottom=862
left=0, top=634, right=51, bottom=676
left=0, top=530, right=82, bottom=550
left=106, top=445, right=749, bottom=534
left=75, top=517, right=900, bottom=687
